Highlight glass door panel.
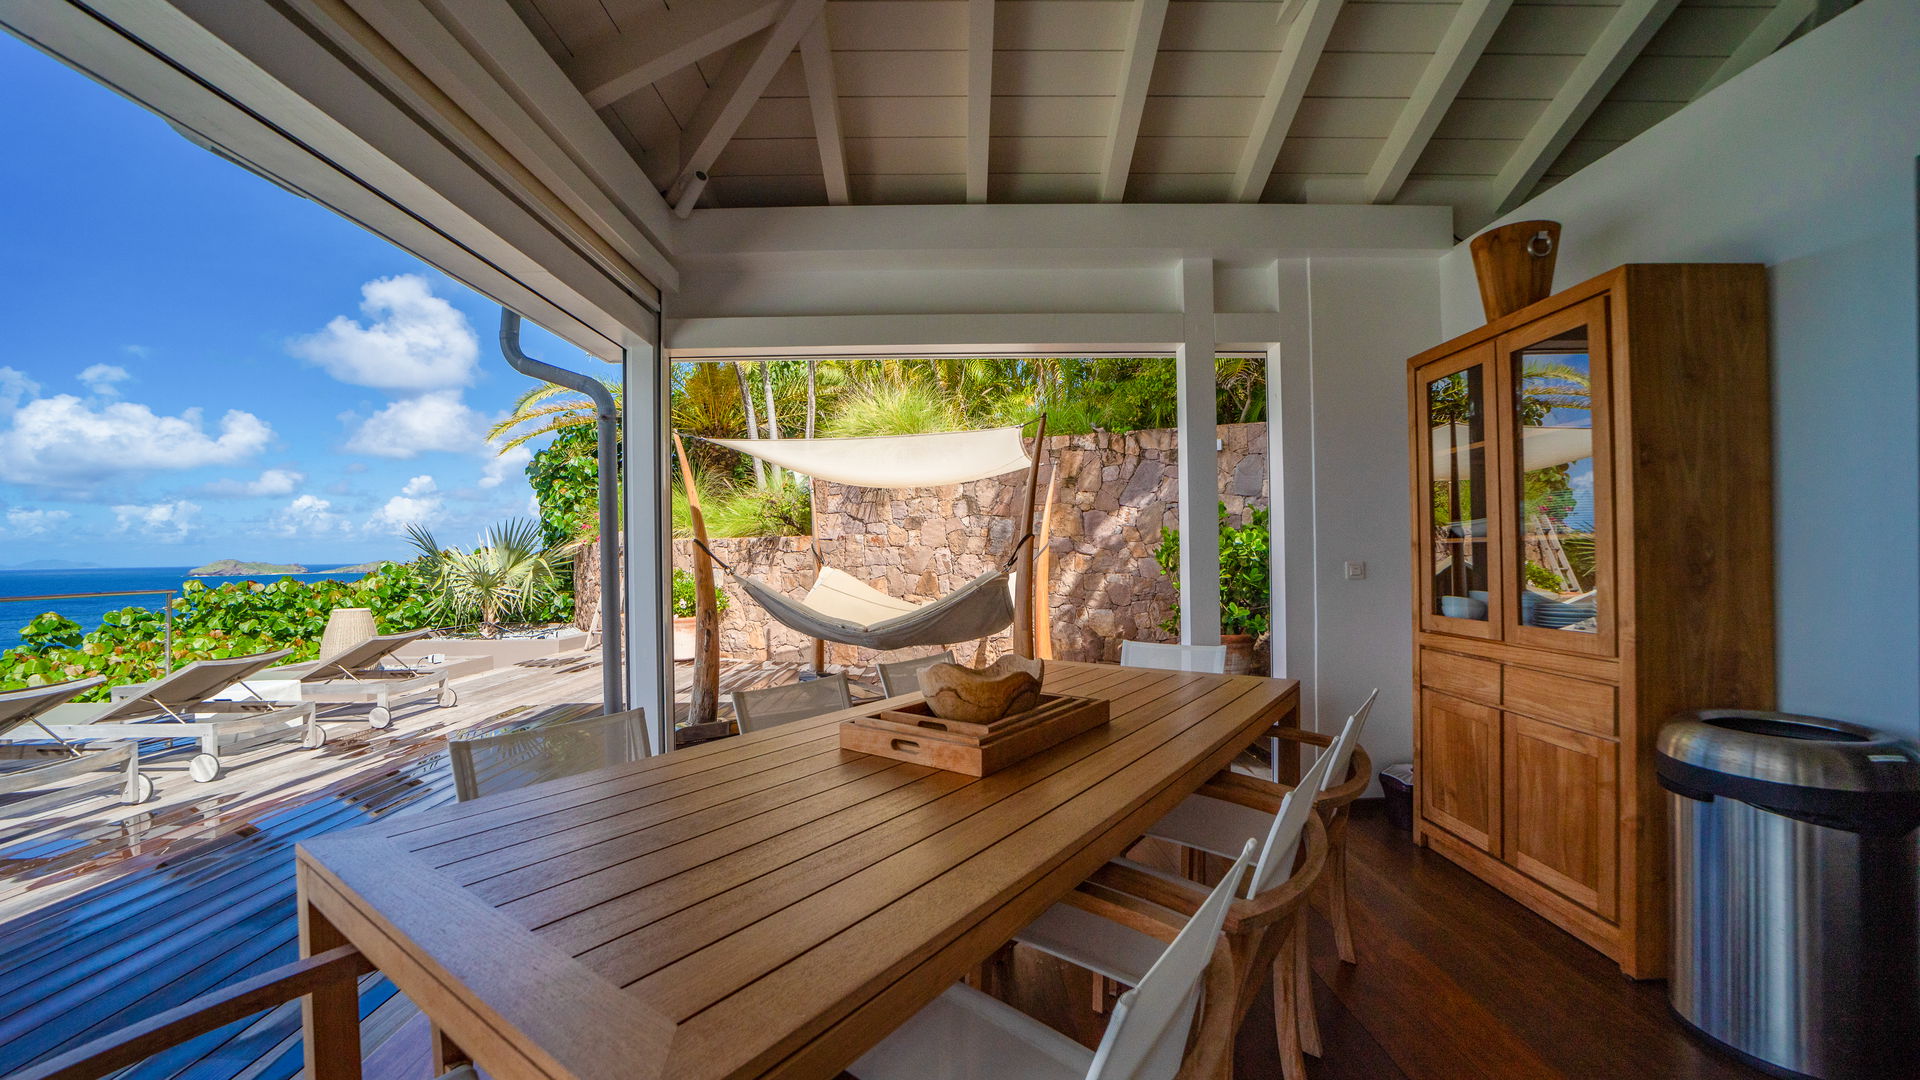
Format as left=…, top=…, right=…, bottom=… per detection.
left=1418, top=344, right=1501, bottom=638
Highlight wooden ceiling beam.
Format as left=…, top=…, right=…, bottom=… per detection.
left=966, top=0, right=993, bottom=203
left=798, top=17, right=848, bottom=206
left=1694, top=0, right=1814, bottom=100
left=1230, top=0, right=1346, bottom=203
left=1478, top=0, right=1682, bottom=224
left=563, top=0, right=783, bottom=110
left=1099, top=0, right=1171, bottom=203
left=1363, top=0, right=1512, bottom=205
left=669, top=0, right=827, bottom=205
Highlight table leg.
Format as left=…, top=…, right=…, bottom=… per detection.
left=299, top=894, right=363, bottom=1080
left=1270, top=699, right=1302, bottom=786
left=432, top=1023, right=473, bottom=1075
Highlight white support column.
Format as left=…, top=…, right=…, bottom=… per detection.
left=1268, top=259, right=1318, bottom=729
left=1175, top=257, right=1221, bottom=646
left=623, top=320, right=673, bottom=755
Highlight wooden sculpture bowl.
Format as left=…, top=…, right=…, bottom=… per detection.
left=918, top=655, right=1044, bottom=723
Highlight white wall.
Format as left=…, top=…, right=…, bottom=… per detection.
left=1436, top=0, right=1920, bottom=738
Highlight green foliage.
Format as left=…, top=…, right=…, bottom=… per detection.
left=670, top=567, right=729, bottom=618
left=1152, top=504, right=1271, bottom=638
left=409, top=519, right=570, bottom=638
left=701, top=475, right=813, bottom=537
left=819, top=380, right=963, bottom=437
left=19, top=613, right=83, bottom=650
left=527, top=424, right=605, bottom=550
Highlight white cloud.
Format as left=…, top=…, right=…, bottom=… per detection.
left=343, top=390, right=486, bottom=458
left=78, top=364, right=132, bottom=397
left=0, top=367, right=37, bottom=415
left=0, top=394, right=272, bottom=486
left=112, top=500, right=199, bottom=542
left=290, top=274, right=478, bottom=391
left=270, top=493, right=343, bottom=537
left=367, top=493, right=442, bottom=536
left=5, top=507, right=71, bottom=536
left=206, top=467, right=305, bottom=497
left=401, top=474, right=436, bottom=497
left=123, top=345, right=151, bottom=358
left=480, top=444, right=532, bottom=488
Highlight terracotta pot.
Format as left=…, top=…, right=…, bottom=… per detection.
left=1222, top=633, right=1256, bottom=675
left=1470, top=219, right=1561, bottom=321
left=672, top=616, right=697, bottom=661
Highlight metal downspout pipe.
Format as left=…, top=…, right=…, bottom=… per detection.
left=498, top=309, right=622, bottom=712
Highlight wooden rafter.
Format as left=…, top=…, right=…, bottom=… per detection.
left=966, top=0, right=994, bottom=203
left=1479, top=0, right=1682, bottom=223
left=799, top=17, right=848, bottom=205
left=1694, top=0, right=1814, bottom=100
left=1230, top=0, right=1346, bottom=203
left=563, top=0, right=783, bottom=110
left=1363, top=0, right=1513, bottom=205
left=1099, top=0, right=1171, bottom=203
left=670, top=0, right=828, bottom=205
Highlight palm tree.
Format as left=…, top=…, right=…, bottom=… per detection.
left=487, top=380, right=620, bottom=451
left=407, top=520, right=563, bottom=638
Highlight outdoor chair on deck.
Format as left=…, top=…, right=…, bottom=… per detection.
left=0, top=678, right=152, bottom=818
left=852, top=840, right=1257, bottom=1080
left=1118, top=641, right=1227, bottom=674
left=731, top=673, right=852, bottom=733
left=875, top=650, right=955, bottom=697
left=250, top=628, right=455, bottom=729
left=449, top=708, right=650, bottom=802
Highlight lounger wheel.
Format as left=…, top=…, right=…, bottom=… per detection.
left=368, top=705, right=393, bottom=729
left=438, top=687, right=458, bottom=708
left=303, top=724, right=329, bottom=749
left=126, top=773, right=155, bottom=804
left=188, top=754, right=222, bottom=783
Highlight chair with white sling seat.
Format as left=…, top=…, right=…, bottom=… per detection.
left=1009, top=749, right=1338, bottom=1080
left=851, top=839, right=1259, bottom=1080
left=0, top=649, right=321, bottom=783
left=731, top=673, right=852, bottom=733
left=250, top=628, right=455, bottom=729
left=1118, top=641, right=1227, bottom=674
left=449, top=708, right=650, bottom=802
left=875, top=650, right=955, bottom=697
left=0, top=678, right=153, bottom=820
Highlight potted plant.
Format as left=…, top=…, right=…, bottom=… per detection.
left=1153, top=504, right=1271, bottom=674
left=672, top=567, right=729, bottom=659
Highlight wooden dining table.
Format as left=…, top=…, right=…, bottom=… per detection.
left=296, top=660, right=1300, bottom=1080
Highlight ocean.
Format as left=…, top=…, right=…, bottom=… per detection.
left=0, top=565, right=379, bottom=648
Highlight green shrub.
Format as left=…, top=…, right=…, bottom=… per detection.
left=820, top=381, right=962, bottom=437
left=1152, top=504, right=1271, bottom=638
left=671, top=567, right=730, bottom=618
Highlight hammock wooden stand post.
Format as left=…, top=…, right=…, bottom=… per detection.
left=671, top=433, right=722, bottom=728
left=1010, top=416, right=1047, bottom=659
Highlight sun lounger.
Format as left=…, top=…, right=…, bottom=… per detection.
left=16, top=649, right=321, bottom=783
left=246, top=629, right=455, bottom=729
left=0, top=678, right=154, bottom=819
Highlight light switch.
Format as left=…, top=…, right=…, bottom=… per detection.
left=1344, top=561, right=1367, bottom=580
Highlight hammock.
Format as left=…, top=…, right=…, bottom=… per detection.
left=686, top=425, right=1042, bottom=651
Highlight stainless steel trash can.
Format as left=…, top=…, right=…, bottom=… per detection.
left=1656, top=711, right=1920, bottom=1080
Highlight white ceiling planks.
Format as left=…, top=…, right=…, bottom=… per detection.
left=511, top=0, right=1841, bottom=223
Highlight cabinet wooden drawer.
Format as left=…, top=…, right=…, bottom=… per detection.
left=1503, top=666, right=1616, bottom=735
left=1421, top=649, right=1501, bottom=705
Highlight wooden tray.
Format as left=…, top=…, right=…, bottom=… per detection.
left=839, top=694, right=1110, bottom=776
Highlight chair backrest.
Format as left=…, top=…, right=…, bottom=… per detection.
left=875, top=651, right=955, bottom=697
left=1248, top=747, right=1339, bottom=897
left=1085, top=839, right=1257, bottom=1080
left=304, top=628, right=435, bottom=679
left=1118, top=641, right=1227, bottom=674
left=732, top=673, right=852, bottom=733
left=0, top=678, right=105, bottom=737
left=449, top=708, right=650, bottom=802
left=1317, top=688, right=1380, bottom=793
left=92, top=648, right=295, bottom=721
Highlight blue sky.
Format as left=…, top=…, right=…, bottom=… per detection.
left=0, top=31, right=605, bottom=568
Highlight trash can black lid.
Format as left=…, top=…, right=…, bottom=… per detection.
left=1656, top=711, right=1920, bottom=834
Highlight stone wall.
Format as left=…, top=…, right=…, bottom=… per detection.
left=669, top=423, right=1268, bottom=666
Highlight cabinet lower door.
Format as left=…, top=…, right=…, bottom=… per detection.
left=1502, top=715, right=1618, bottom=919
left=1420, top=691, right=1502, bottom=854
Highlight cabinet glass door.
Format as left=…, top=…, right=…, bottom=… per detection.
left=1499, top=296, right=1615, bottom=654
left=1418, top=343, right=1501, bottom=637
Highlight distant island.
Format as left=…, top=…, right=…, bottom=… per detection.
left=1, top=559, right=103, bottom=571
left=332, top=561, right=394, bottom=574
left=189, top=559, right=308, bottom=577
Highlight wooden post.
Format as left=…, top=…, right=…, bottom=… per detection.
left=1010, top=415, right=1048, bottom=658
left=672, top=433, right=721, bottom=729
left=298, top=887, right=361, bottom=1080
left=1032, top=474, right=1057, bottom=660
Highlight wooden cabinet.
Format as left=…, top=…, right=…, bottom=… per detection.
left=1408, top=265, right=1776, bottom=978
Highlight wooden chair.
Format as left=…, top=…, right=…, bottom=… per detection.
left=1009, top=751, right=1337, bottom=1080
left=731, top=673, right=852, bottom=733
left=852, top=841, right=1259, bottom=1080
left=1118, top=640, right=1227, bottom=674
left=875, top=650, right=955, bottom=697
left=448, top=708, right=650, bottom=802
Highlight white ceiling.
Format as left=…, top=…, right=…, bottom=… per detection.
left=507, top=0, right=1845, bottom=234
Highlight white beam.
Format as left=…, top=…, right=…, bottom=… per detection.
left=1100, top=0, right=1171, bottom=203
left=622, top=322, right=673, bottom=754
left=1363, top=0, right=1512, bottom=204
left=965, top=0, right=993, bottom=203
left=563, top=0, right=782, bottom=110
left=1694, top=0, right=1814, bottom=100
left=1175, top=257, right=1221, bottom=645
left=672, top=0, right=827, bottom=203
left=1231, top=0, right=1346, bottom=203
left=666, top=312, right=1187, bottom=355
left=798, top=17, right=848, bottom=205
left=1479, top=0, right=1681, bottom=223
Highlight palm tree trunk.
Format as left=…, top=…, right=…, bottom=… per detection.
left=805, top=360, right=817, bottom=439
left=762, top=361, right=784, bottom=486
left=732, top=361, right=766, bottom=488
